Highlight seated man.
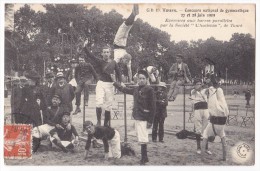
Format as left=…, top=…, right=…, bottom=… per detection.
left=50, top=113, right=79, bottom=153
left=84, top=120, right=121, bottom=159
left=32, top=94, right=69, bottom=152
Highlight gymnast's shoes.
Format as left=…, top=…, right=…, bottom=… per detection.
left=73, top=107, right=81, bottom=115
left=197, top=149, right=212, bottom=155
left=206, top=150, right=212, bottom=155
left=133, top=4, right=139, bottom=16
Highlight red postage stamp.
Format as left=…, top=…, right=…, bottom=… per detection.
left=4, top=124, right=32, bottom=159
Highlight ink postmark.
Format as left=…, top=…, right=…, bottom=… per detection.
left=231, top=141, right=254, bottom=164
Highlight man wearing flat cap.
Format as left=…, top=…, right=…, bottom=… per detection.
left=167, top=54, right=191, bottom=101
left=42, top=71, right=56, bottom=108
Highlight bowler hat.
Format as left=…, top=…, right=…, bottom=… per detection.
left=176, top=54, right=184, bottom=58
left=52, top=94, right=61, bottom=100
left=55, top=72, right=65, bottom=80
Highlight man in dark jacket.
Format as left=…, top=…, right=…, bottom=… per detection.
left=54, top=72, right=75, bottom=113
left=42, top=71, right=56, bottom=108
left=73, top=56, right=98, bottom=115
left=152, top=82, right=168, bottom=143
left=245, top=90, right=251, bottom=106
left=113, top=70, right=155, bottom=165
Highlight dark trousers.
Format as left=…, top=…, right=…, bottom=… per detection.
left=152, top=115, right=166, bottom=141
left=246, top=99, right=250, bottom=105
left=75, top=80, right=91, bottom=106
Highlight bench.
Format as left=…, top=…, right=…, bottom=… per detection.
left=226, top=105, right=239, bottom=125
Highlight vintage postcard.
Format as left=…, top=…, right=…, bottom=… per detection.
left=2, top=1, right=258, bottom=169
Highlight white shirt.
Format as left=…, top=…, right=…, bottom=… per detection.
left=190, top=89, right=208, bottom=105
left=208, top=86, right=229, bottom=117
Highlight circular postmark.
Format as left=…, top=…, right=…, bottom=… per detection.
left=231, top=141, right=254, bottom=164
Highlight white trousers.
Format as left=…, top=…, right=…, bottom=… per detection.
left=95, top=81, right=114, bottom=111
left=135, top=120, right=149, bottom=143
left=108, top=130, right=121, bottom=158
left=194, top=109, right=209, bottom=135
left=114, top=22, right=133, bottom=47
left=32, top=124, right=55, bottom=138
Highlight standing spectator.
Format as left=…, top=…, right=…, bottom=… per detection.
left=167, top=54, right=191, bottom=101
left=42, top=71, right=56, bottom=108
left=19, top=70, right=47, bottom=127
left=73, top=56, right=98, bottom=115
left=11, top=76, right=27, bottom=123
left=152, top=82, right=168, bottom=143
left=113, top=70, right=156, bottom=165
left=66, top=58, right=78, bottom=89
left=54, top=72, right=75, bottom=113
left=83, top=40, right=123, bottom=127
left=245, top=90, right=251, bottom=107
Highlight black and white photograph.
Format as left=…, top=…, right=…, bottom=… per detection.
left=1, top=0, right=258, bottom=169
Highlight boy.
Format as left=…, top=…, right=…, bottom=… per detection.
left=50, top=113, right=79, bottom=153
left=84, top=120, right=121, bottom=159
left=189, top=78, right=211, bottom=155
left=54, top=72, right=75, bottom=113
left=152, top=82, right=168, bottom=142
left=113, top=70, right=156, bottom=165
left=201, top=75, right=229, bottom=161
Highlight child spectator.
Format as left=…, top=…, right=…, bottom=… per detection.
left=152, top=82, right=168, bottom=143
left=113, top=70, right=156, bottom=165
left=83, top=120, right=121, bottom=159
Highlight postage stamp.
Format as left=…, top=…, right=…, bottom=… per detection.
left=4, top=124, right=32, bottom=159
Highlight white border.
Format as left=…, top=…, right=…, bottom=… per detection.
left=1, top=0, right=259, bottom=171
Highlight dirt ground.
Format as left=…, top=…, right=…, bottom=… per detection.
left=4, top=94, right=255, bottom=166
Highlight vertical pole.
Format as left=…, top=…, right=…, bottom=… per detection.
left=124, top=93, right=127, bottom=142
left=225, top=68, right=228, bottom=95
left=83, top=88, right=86, bottom=132
left=183, top=84, right=186, bottom=130
left=43, top=60, right=46, bottom=77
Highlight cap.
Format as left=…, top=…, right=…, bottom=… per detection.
left=137, top=70, right=149, bottom=78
